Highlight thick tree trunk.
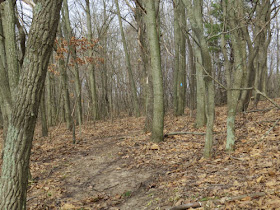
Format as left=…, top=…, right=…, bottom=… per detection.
left=0, top=1, right=62, bottom=209
left=145, top=0, right=164, bottom=142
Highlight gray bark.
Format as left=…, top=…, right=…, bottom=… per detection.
left=145, top=0, right=164, bottom=142
left=0, top=1, right=62, bottom=208
left=115, top=0, right=140, bottom=117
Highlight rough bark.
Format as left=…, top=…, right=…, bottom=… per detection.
left=1, top=0, right=19, bottom=99
left=0, top=1, right=62, bottom=209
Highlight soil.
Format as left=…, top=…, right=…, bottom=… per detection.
left=1, top=99, right=280, bottom=209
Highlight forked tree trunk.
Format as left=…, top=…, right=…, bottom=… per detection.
left=0, top=1, right=62, bottom=209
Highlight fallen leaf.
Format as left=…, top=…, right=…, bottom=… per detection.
left=150, top=144, right=159, bottom=150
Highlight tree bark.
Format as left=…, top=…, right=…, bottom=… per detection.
left=184, top=0, right=215, bottom=157
left=85, top=0, right=99, bottom=121
left=1, top=0, right=19, bottom=99
left=63, top=0, right=83, bottom=126
left=115, top=0, right=140, bottom=117
left=0, top=1, right=62, bottom=209
left=40, top=88, right=48, bottom=137
left=145, top=0, right=164, bottom=142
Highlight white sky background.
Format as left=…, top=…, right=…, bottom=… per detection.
left=16, top=0, right=133, bottom=38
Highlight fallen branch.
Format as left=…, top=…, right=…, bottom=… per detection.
left=244, top=107, right=274, bottom=113
left=164, top=132, right=206, bottom=137
left=254, top=89, right=280, bottom=109
left=260, top=118, right=280, bottom=140
left=169, top=192, right=266, bottom=210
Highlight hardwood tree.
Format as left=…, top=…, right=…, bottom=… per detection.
left=145, top=0, right=164, bottom=142
left=115, top=0, right=140, bottom=117
left=85, top=0, right=99, bottom=120
left=173, top=0, right=186, bottom=116
left=63, top=0, right=83, bottom=126
left=184, top=0, right=215, bottom=157
left=0, top=0, right=63, bottom=208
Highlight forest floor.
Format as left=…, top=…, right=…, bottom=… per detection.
left=1, top=99, right=280, bottom=209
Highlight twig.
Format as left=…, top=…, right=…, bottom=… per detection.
left=254, top=89, right=280, bottom=109
left=260, top=118, right=280, bottom=141
left=169, top=192, right=266, bottom=210
left=196, top=61, right=227, bottom=90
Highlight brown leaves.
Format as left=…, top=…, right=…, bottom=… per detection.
left=24, top=100, right=280, bottom=209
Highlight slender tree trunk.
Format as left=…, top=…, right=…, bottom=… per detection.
left=186, top=36, right=196, bottom=116
left=115, top=0, right=140, bottom=117
left=173, top=0, right=180, bottom=115
left=57, top=28, right=72, bottom=130
left=46, top=71, right=54, bottom=126
left=134, top=0, right=153, bottom=132
left=224, top=0, right=247, bottom=151
left=184, top=0, right=215, bottom=157
left=63, top=0, right=83, bottom=126
left=0, top=1, right=62, bottom=208
left=1, top=0, right=19, bottom=99
left=177, top=0, right=186, bottom=115
left=85, top=0, right=99, bottom=121
left=145, top=0, right=164, bottom=142
left=40, top=88, right=48, bottom=137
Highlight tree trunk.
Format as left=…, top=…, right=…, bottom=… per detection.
left=225, top=0, right=247, bottom=151
left=0, top=1, right=62, bottom=209
left=186, top=35, right=196, bottom=117
left=115, top=0, right=140, bottom=117
left=1, top=0, right=19, bottom=99
left=184, top=0, right=215, bottom=157
left=145, top=0, right=164, bottom=142
left=85, top=0, right=99, bottom=121
left=57, top=28, right=72, bottom=130
left=177, top=0, right=186, bottom=115
left=134, top=0, right=153, bottom=132
left=40, top=88, right=48, bottom=137
left=63, top=0, right=83, bottom=126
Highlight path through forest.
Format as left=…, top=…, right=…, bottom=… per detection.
left=1, top=100, right=280, bottom=209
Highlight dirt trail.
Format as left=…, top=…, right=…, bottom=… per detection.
left=12, top=102, right=280, bottom=209
left=62, top=137, right=156, bottom=209
left=27, top=118, right=166, bottom=209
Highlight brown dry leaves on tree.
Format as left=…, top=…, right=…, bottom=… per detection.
left=1, top=100, right=280, bottom=209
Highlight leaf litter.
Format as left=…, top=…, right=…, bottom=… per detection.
left=0, top=100, right=279, bottom=209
